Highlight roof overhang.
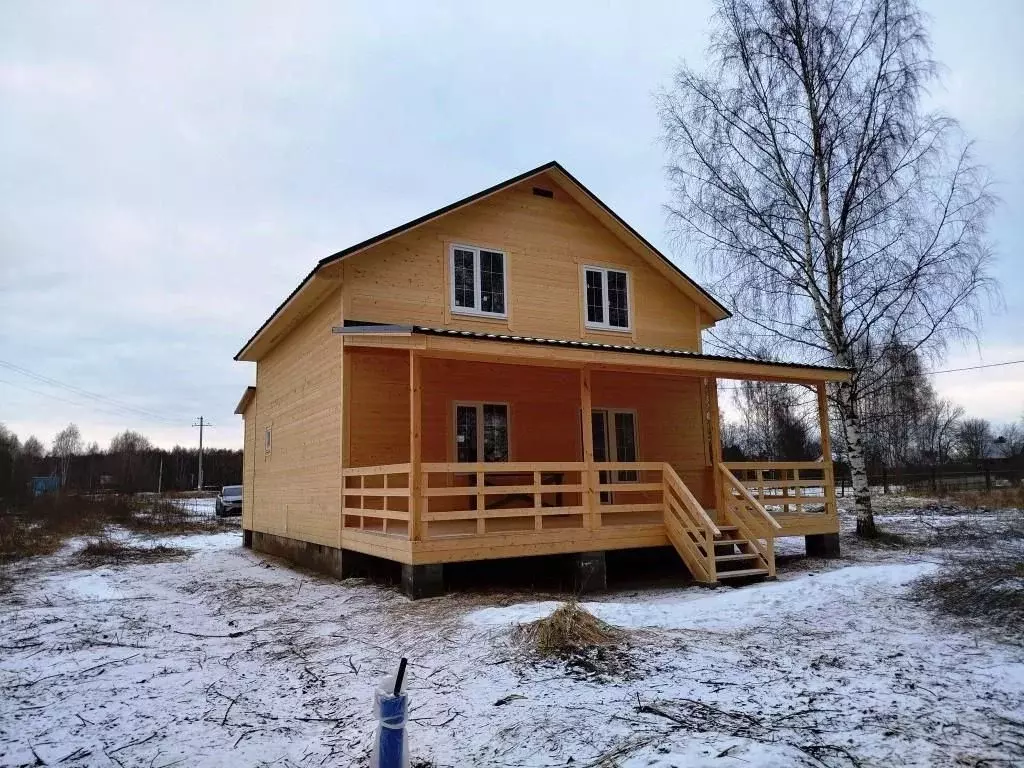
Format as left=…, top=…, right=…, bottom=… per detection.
left=234, top=386, right=256, bottom=415
left=235, top=161, right=731, bottom=362
left=235, top=271, right=340, bottom=362
left=333, top=326, right=851, bottom=384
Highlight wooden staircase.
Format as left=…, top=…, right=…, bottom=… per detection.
left=662, top=463, right=781, bottom=586
left=711, top=525, right=771, bottom=583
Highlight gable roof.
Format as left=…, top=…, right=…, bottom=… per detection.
left=235, top=161, right=730, bottom=361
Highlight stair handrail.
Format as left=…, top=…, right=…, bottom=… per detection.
left=664, top=464, right=720, bottom=536
left=718, top=463, right=782, bottom=533
left=661, top=463, right=718, bottom=582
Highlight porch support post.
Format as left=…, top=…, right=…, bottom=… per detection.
left=409, top=350, right=422, bottom=541
left=339, top=337, right=350, bottom=550
left=580, top=367, right=597, bottom=530
left=706, top=377, right=725, bottom=518
left=816, top=382, right=837, bottom=519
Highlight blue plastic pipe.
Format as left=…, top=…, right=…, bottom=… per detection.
left=377, top=691, right=407, bottom=767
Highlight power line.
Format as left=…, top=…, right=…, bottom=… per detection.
left=0, top=359, right=178, bottom=424
left=922, top=359, right=1024, bottom=376
left=0, top=377, right=172, bottom=424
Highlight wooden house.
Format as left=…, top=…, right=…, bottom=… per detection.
left=234, top=162, right=847, bottom=598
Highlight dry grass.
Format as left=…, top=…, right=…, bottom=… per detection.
left=514, top=601, right=623, bottom=657
left=912, top=554, right=1024, bottom=643
left=0, top=494, right=217, bottom=568
left=946, top=487, right=1024, bottom=511
left=76, top=536, right=189, bottom=566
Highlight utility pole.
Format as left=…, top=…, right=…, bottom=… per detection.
left=157, top=456, right=163, bottom=494
left=192, top=417, right=213, bottom=491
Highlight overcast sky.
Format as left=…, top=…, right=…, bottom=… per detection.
left=1, top=0, right=1021, bottom=451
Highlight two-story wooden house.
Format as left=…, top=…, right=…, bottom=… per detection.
left=234, top=162, right=847, bottom=598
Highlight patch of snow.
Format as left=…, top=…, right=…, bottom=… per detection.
left=1, top=497, right=1022, bottom=767
left=466, top=562, right=938, bottom=632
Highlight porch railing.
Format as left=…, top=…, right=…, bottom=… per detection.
left=341, top=460, right=824, bottom=584
left=663, top=464, right=719, bottom=582
left=722, top=460, right=837, bottom=518
left=342, top=464, right=412, bottom=537
left=343, top=461, right=715, bottom=541
left=718, top=463, right=780, bottom=577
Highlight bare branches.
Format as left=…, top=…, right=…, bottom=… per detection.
left=660, top=0, right=997, bottom=533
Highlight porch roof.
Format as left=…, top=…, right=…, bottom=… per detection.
left=334, top=324, right=851, bottom=383
left=234, top=386, right=256, bottom=415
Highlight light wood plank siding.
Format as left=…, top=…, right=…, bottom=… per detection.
left=251, top=288, right=342, bottom=547
left=348, top=348, right=411, bottom=467
left=421, top=358, right=581, bottom=463
left=341, top=173, right=702, bottom=350
left=242, top=402, right=256, bottom=529
left=591, top=369, right=712, bottom=507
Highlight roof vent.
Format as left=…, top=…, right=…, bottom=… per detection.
left=532, top=187, right=554, bottom=199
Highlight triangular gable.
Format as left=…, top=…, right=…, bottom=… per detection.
left=236, top=161, right=729, bottom=361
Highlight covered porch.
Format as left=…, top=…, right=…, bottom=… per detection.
left=336, top=326, right=848, bottom=588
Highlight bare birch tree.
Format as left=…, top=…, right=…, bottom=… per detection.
left=660, top=0, right=996, bottom=535
left=52, top=423, right=82, bottom=488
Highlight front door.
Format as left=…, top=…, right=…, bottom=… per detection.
left=591, top=409, right=638, bottom=503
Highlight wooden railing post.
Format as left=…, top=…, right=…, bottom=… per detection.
left=706, top=378, right=725, bottom=521
left=409, top=351, right=422, bottom=541
left=817, top=383, right=838, bottom=519
left=580, top=367, right=598, bottom=530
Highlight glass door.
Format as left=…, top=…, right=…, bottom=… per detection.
left=591, top=409, right=638, bottom=503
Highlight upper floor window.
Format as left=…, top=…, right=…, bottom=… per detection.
left=450, top=245, right=507, bottom=318
left=583, top=266, right=630, bottom=331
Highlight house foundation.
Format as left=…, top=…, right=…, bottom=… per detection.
left=805, top=532, right=841, bottom=558
left=401, top=563, right=445, bottom=600
left=250, top=531, right=345, bottom=579
left=570, top=551, right=607, bottom=593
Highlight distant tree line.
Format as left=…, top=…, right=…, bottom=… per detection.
left=721, top=346, right=1023, bottom=493
left=0, top=423, right=242, bottom=504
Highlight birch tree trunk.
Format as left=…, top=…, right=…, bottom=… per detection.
left=837, top=381, right=875, bottom=536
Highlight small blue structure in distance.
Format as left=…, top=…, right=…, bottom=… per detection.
left=31, top=476, right=60, bottom=496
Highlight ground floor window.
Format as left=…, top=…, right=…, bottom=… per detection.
left=454, top=402, right=509, bottom=463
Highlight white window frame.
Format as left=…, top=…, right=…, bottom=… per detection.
left=449, top=244, right=509, bottom=319
left=583, top=265, right=631, bottom=332
left=452, top=401, right=511, bottom=463
left=592, top=408, right=639, bottom=484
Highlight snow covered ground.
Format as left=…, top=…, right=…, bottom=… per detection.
left=1, top=501, right=1022, bottom=767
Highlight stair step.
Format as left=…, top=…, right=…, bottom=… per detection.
left=716, top=525, right=738, bottom=533
left=714, top=538, right=746, bottom=548
left=715, top=553, right=759, bottom=562
left=716, top=567, right=769, bottom=580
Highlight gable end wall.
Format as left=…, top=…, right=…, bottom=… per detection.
left=341, top=174, right=703, bottom=350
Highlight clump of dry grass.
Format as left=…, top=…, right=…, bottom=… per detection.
left=514, top=601, right=622, bottom=657
left=76, top=536, right=189, bottom=566
left=912, top=554, right=1024, bottom=643
left=947, top=487, right=1024, bottom=511
left=0, top=513, right=62, bottom=562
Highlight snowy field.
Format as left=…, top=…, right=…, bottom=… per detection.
left=1, top=500, right=1023, bottom=767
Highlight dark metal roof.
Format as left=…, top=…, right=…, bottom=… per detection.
left=333, top=324, right=849, bottom=375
